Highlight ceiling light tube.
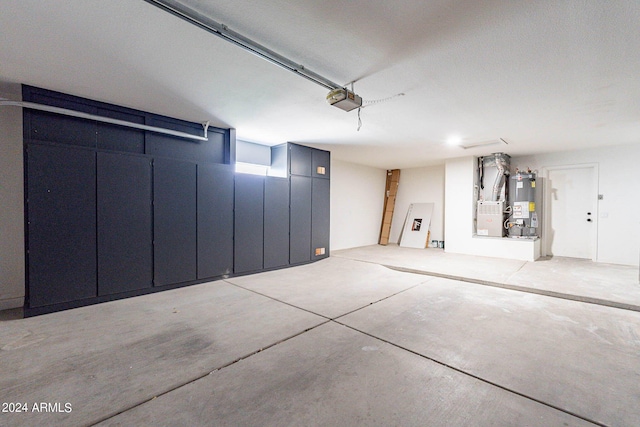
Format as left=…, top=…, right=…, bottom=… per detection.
left=459, top=138, right=508, bottom=150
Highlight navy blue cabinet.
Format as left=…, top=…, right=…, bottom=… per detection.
left=264, top=177, right=290, bottom=268
left=289, top=143, right=330, bottom=263
left=22, top=87, right=330, bottom=315
left=146, top=117, right=227, bottom=164
left=290, top=175, right=313, bottom=264
left=153, top=158, right=198, bottom=286
left=289, top=143, right=312, bottom=176
left=312, top=177, right=331, bottom=259
left=198, top=164, right=234, bottom=278
left=97, top=152, right=153, bottom=295
left=97, top=109, right=145, bottom=154
left=312, top=149, right=330, bottom=179
left=27, top=144, right=97, bottom=307
left=234, top=174, right=265, bottom=274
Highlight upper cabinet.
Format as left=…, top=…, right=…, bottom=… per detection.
left=22, top=85, right=232, bottom=164
left=289, top=143, right=312, bottom=176
left=312, top=148, right=330, bottom=179
left=288, top=143, right=330, bottom=178
left=286, top=143, right=330, bottom=263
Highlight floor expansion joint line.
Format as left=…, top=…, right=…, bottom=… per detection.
left=88, top=319, right=331, bottom=426
left=330, top=255, right=387, bottom=266
left=334, top=321, right=608, bottom=427
left=504, top=261, right=528, bottom=283
left=383, top=265, right=640, bottom=313
left=330, top=283, right=423, bottom=321
left=225, top=280, right=425, bottom=324
left=223, top=280, right=332, bottom=320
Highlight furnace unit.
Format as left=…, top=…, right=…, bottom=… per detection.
left=477, top=200, right=505, bottom=237
left=476, top=153, right=510, bottom=237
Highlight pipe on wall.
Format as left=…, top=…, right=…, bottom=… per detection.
left=0, top=100, right=210, bottom=142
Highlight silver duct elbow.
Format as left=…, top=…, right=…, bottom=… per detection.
left=491, top=155, right=507, bottom=201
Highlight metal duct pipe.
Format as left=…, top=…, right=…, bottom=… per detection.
left=491, top=154, right=507, bottom=201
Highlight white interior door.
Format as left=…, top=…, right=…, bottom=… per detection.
left=546, top=166, right=597, bottom=259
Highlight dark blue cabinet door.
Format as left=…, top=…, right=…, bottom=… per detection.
left=27, top=144, right=97, bottom=307
left=312, top=177, right=330, bottom=260
left=289, top=144, right=312, bottom=176
left=264, top=177, right=290, bottom=269
left=153, top=158, right=197, bottom=286
left=198, top=164, right=234, bottom=278
left=290, top=175, right=312, bottom=264
left=234, top=174, right=265, bottom=273
left=97, top=152, right=153, bottom=295
left=312, top=149, right=330, bottom=179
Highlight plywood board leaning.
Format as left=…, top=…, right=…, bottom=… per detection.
left=379, top=169, right=400, bottom=245
left=399, top=202, right=434, bottom=248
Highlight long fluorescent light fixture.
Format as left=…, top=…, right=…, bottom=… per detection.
left=144, top=0, right=343, bottom=92
left=460, top=138, right=508, bottom=149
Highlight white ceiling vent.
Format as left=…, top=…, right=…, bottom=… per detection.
left=460, top=138, right=508, bottom=150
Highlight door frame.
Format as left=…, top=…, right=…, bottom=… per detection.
left=541, top=163, right=599, bottom=261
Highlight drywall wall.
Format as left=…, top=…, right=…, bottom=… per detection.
left=444, top=156, right=539, bottom=261
left=0, top=84, right=25, bottom=310
left=513, top=143, right=640, bottom=266
left=444, top=157, right=475, bottom=253
left=390, top=165, right=445, bottom=246
left=330, top=159, right=386, bottom=251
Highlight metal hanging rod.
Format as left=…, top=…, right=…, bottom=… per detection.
left=0, top=100, right=209, bottom=141
left=144, top=0, right=344, bottom=91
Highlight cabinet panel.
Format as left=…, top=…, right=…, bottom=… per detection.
left=27, top=144, right=97, bottom=307
left=153, top=158, right=197, bottom=286
left=146, top=117, right=226, bottom=164
left=290, top=175, right=312, bottom=264
left=289, top=144, right=312, bottom=176
left=29, top=111, right=97, bottom=148
left=312, top=178, right=331, bottom=260
left=24, top=89, right=98, bottom=148
left=97, top=108, right=145, bottom=153
left=312, top=149, right=331, bottom=179
left=234, top=174, right=265, bottom=273
left=197, top=164, right=234, bottom=278
left=97, top=152, right=153, bottom=295
left=264, top=177, right=290, bottom=269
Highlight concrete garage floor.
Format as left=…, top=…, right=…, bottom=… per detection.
left=334, top=244, right=640, bottom=310
left=0, top=247, right=639, bottom=426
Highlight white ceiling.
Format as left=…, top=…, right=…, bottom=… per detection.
left=1, top=0, right=639, bottom=168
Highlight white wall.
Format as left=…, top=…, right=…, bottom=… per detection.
left=513, top=144, right=640, bottom=266
left=0, top=85, right=25, bottom=310
left=390, top=165, right=445, bottom=245
left=444, top=157, right=475, bottom=253
left=330, top=159, right=386, bottom=251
